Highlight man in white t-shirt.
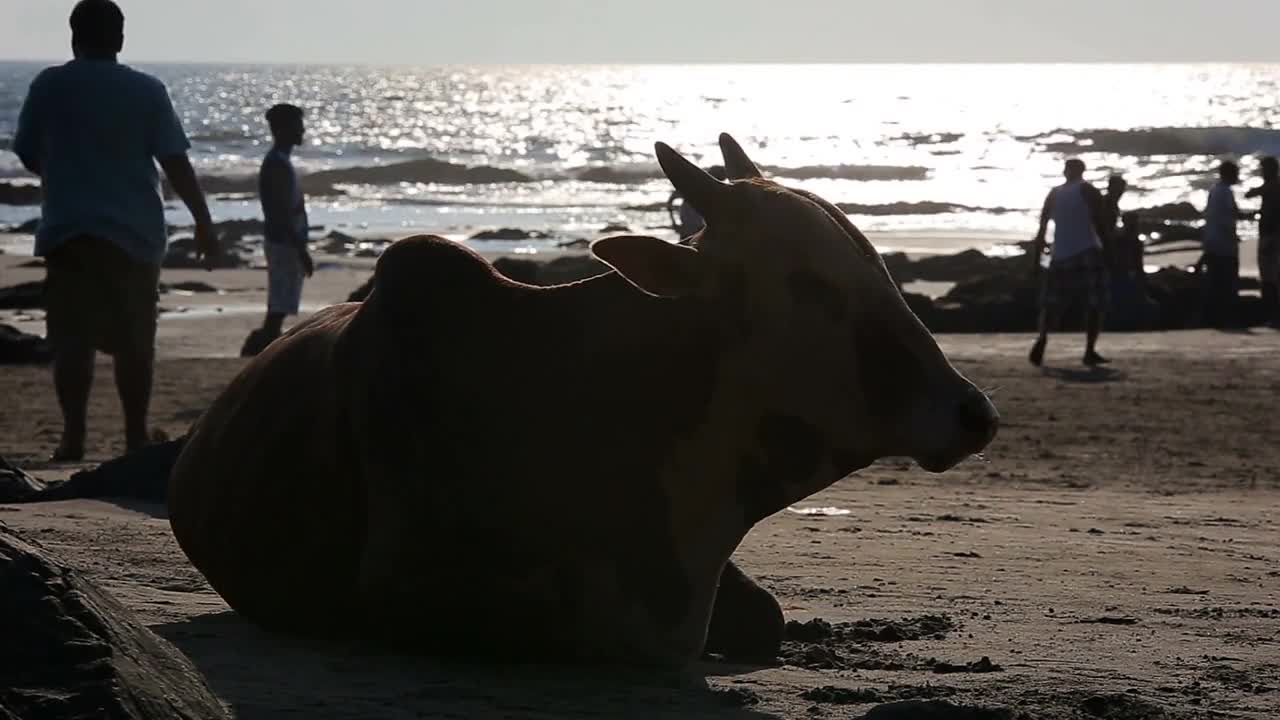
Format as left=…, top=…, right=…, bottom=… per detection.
left=1029, top=159, right=1110, bottom=367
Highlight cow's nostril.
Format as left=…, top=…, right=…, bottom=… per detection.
left=956, top=395, right=999, bottom=442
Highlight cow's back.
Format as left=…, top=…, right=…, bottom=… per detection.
left=168, top=304, right=365, bottom=633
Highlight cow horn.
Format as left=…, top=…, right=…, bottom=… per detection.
left=718, top=133, right=762, bottom=180
left=655, top=141, right=729, bottom=221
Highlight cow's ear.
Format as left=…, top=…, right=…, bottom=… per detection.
left=591, top=235, right=707, bottom=298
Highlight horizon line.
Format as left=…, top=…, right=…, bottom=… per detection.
left=2, top=57, right=1280, bottom=67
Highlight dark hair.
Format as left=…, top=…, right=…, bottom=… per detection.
left=70, top=0, right=124, bottom=53
left=1107, top=174, right=1127, bottom=192
left=1262, top=156, right=1279, bottom=177
left=1220, top=161, right=1240, bottom=179
left=1064, top=158, right=1086, bottom=174
left=265, top=104, right=304, bottom=132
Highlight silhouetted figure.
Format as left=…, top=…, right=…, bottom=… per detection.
left=241, top=104, right=313, bottom=357
left=1029, top=159, right=1110, bottom=367
left=1200, top=161, right=1243, bottom=328
left=1245, top=156, right=1280, bottom=326
left=1108, top=211, right=1157, bottom=328
left=668, top=164, right=727, bottom=238
left=12, top=0, right=214, bottom=461
left=1099, top=174, right=1128, bottom=269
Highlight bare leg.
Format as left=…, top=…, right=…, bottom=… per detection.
left=1083, top=309, right=1109, bottom=365
left=1029, top=307, right=1058, bottom=366
left=52, top=342, right=95, bottom=461
left=114, top=345, right=154, bottom=453
left=704, top=560, right=784, bottom=662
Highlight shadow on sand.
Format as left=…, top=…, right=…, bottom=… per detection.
left=155, top=611, right=780, bottom=719
left=1041, top=366, right=1126, bottom=384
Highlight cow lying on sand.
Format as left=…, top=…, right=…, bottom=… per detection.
left=168, top=134, right=998, bottom=667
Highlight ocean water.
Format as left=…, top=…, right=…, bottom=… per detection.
left=3, top=62, right=1280, bottom=254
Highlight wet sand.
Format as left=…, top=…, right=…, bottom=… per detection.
left=1, top=252, right=1278, bottom=718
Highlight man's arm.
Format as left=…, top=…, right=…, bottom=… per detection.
left=158, top=154, right=216, bottom=265
left=1031, top=190, right=1053, bottom=271
left=667, top=191, right=681, bottom=230
left=149, top=82, right=217, bottom=267
left=1245, top=185, right=1262, bottom=199
left=13, top=76, right=44, bottom=175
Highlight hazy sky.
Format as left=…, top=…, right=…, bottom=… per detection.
left=2, top=0, right=1280, bottom=64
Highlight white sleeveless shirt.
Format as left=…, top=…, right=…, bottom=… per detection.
left=260, top=147, right=308, bottom=245
left=1050, top=180, right=1101, bottom=262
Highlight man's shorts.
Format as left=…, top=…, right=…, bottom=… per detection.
left=1041, top=247, right=1111, bottom=312
left=44, top=235, right=160, bottom=357
left=265, top=241, right=305, bottom=316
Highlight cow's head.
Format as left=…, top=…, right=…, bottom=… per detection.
left=592, top=134, right=997, bottom=506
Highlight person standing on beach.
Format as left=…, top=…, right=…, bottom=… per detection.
left=1099, top=175, right=1128, bottom=268
left=1028, top=159, right=1110, bottom=367
left=241, top=104, right=313, bottom=357
left=1200, top=161, right=1243, bottom=328
left=1245, top=156, right=1280, bottom=326
left=12, top=0, right=215, bottom=461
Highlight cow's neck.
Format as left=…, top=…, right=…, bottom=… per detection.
left=565, top=273, right=779, bottom=657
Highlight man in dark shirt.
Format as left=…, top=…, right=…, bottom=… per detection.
left=1246, top=156, right=1280, bottom=325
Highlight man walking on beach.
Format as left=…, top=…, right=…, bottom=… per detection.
left=1246, top=156, right=1280, bottom=326
left=1200, top=161, right=1243, bottom=328
left=241, top=104, right=313, bottom=357
left=1029, top=159, right=1110, bottom=367
left=12, top=0, right=215, bottom=460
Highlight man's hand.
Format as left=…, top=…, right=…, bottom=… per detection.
left=300, top=248, right=315, bottom=278
left=194, top=221, right=219, bottom=271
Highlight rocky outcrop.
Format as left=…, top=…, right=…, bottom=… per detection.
left=469, top=228, right=554, bottom=241
left=0, top=281, right=44, bottom=310
left=0, top=324, right=50, bottom=365
left=0, top=523, right=229, bottom=719
left=0, top=182, right=40, bottom=206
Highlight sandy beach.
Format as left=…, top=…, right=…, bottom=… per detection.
left=1, top=247, right=1277, bottom=719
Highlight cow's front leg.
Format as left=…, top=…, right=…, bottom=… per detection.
left=703, top=559, right=784, bottom=662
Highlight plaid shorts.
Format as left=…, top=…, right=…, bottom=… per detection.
left=1041, top=248, right=1110, bottom=311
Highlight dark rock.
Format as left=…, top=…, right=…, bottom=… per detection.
left=1079, top=693, right=1167, bottom=718
left=321, top=230, right=359, bottom=254
left=162, top=281, right=219, bottom=294
left=802, top=686, right=882, bottom=704
left=537, top=255, right=610, bottom=285
left=0, top=523, right=229, bottom=719
left=12, top=218, right=40, bottom=234
left=306, top=157, right=532, bottom=188
left=492, top=257, right=541, bottom=285
left=0, top=324, right=51, bottom=365
left=1136, top=201, right=1201, bottom=223
left=557, top=238, right=590, bottom=249
left=0, top=281, right=44, bottom=310
left=600, top=223, right=631, bottom=234
left=0, top=182, right=40, bottom=206
left=786, top=618, right=835, bottom=642
left=469, top=227, right=553, bottom=241
left=926, top=656, right=1003, bottom=674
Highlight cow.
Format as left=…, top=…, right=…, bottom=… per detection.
left=167, top=133, right=998, bottom=667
